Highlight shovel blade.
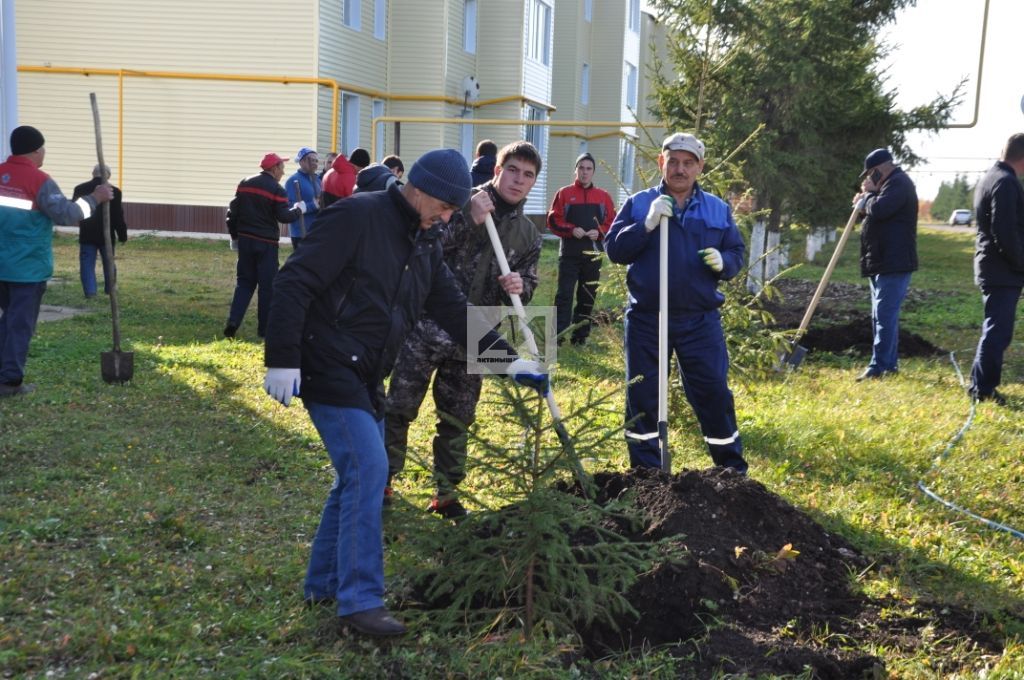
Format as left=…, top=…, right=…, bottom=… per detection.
left=779, top=343, right=808, bottom=370
left=101, top=350, right=134, bottom=384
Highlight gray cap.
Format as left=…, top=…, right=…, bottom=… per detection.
left=661, top=132, right=705, bottom=162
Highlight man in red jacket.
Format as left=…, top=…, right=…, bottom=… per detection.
left=546, top=153, right=616, bottom=346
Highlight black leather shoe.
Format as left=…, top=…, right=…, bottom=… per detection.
left=223, top=324, right=237, bottom=339
left=339, top=607, right=406, bottom=637
left=972, top=388, right=1007, bottom=406
left=427, top=496, right=468, bottom=519
left=856, top=368, right=897, bottom=382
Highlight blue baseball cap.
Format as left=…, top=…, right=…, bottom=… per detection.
left=295, top=146, right=317, bottom=163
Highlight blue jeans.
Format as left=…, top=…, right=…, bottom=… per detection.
left=867, top=272, right=912, bottom=373
left=303, top=402, right=388, bottom=616
left=0, top=281, right=47, bottom=385
left=226, top=238, right=279, bottom=336
left=969, top=285, right=1022, bottom=396
left=79, top=242, right=116, bottom=296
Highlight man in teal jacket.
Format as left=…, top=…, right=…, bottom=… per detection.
left=0, top=125, right=113, bottom=397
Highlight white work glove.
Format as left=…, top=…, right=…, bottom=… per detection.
left=505, top=358, right=550, bottom=396
left=853, top=193, right=868, bottom=214
left=644, top=196, right=674, bottom=232
left=699, top=247, right=723, bottom=273
left=264, top=368, right=301, bottom=406
left=292, top=202, right=307, bottom=214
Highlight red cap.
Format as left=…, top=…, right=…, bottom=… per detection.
left=260, top=153, right=289, bottom=170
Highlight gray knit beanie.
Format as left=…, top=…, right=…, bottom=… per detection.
left=407, top=149, right=472, bottom=207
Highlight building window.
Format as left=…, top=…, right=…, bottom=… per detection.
left=627, top=0, right=640, bottom=33
left=343, top=0, right=361, bottom=30
left=372, top=99, right=385, bottom=156
left=584, top=0, right=592, bottom=22
left=625, top=62, right=638, bottom=110
left=524, top=105, right=547, bottom=157
left=342, top=93, right=360, bottom=154
left=464, top=0, right=477, bottom=53
left=620, top=140, right=635, bottom=191
left=581, top=63, right=590, bottom=106
left=374, top=0, right=386, bottom=39
left=528, top=0, right=551, bottom=66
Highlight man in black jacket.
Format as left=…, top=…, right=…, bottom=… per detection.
left=852, top=148, right=918, bottom=381
left=262, top=148, right=547, bottom=638
left=223, top=153, right=305, bottom=339
left=967, top=133, right=1024, bottom=404
left=72, top=164, right=128, bottom=298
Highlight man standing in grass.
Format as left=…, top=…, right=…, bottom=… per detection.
left=262, top=148, right=547, bottom=637
left=223, top=153, right=305, bottom=339
left=547, top=152, right=615, bottom=346
left=0, top=125, right=113, bottom=398
left=605, top=132, right=747, bottom=474
left=384, top=141, right=543, bottom=519
left=285, top=147, right=321, bottom=249
left=967, top=133, right=1024, bottom=405
left=851, top=147, right=918, bottom=382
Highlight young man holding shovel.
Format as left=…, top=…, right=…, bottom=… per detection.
left=262, top=148, right=547, bottom=637
left=605, top=132, right=747, bottom=474
left=383, top=141, right=543, bottom=519
left=0, top=125, right=113, bottom=398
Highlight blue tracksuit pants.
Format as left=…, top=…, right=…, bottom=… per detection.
left=624, top=308, right=746, bottom=472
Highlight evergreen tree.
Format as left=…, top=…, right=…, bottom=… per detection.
left=930, top=174, right=974, bottom=222
left=648, top=0, right=962, bottom=284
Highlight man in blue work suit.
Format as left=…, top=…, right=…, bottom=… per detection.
left=605, top=132, right=748, bottom=474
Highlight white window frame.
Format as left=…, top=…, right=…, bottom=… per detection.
left=527, top=0, right=552, bottom=66
left=373, top=0, right=386, bottom=40
left=464, top=0, right=477, bottom=53
left=342, top=93, right=361, bottom=155
left=625, top=62, right=638, bottom=110
left=620, top=140, right=635, bottom=191
left=627, top=0, right=640, bottom=33
left=581, top=63, right=590, bottom=106
left=372, top=99, right=385, bottom=157
left=344, top=0, right=361, bottom=31
left=524, top=105, right=547, bottom=157
left=584, top=0, right=592, bottom=22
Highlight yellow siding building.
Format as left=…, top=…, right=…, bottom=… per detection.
left=13, top=0, right=669, bottom=231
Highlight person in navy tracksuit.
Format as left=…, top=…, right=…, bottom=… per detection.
left=605, top=132, right=747, bottom=473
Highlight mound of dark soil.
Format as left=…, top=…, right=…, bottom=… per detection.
left=764, top=278, right=945, bottom=357
left=576, top=468, right=1006, bottom=677
left=413, top=468, right=1006, bottom=677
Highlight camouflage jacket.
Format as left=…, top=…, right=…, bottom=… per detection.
left=412, top=182, right=542, bottom=345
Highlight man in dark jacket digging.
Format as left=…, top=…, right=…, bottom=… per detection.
left=262, top=148, right=547, bottom=637
left=967, top=133, right=1024, bottom=404
left=852, top=147, right=918, bottom=381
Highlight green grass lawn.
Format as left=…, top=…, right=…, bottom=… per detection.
left=1, top=227, right=1022, bottom=678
